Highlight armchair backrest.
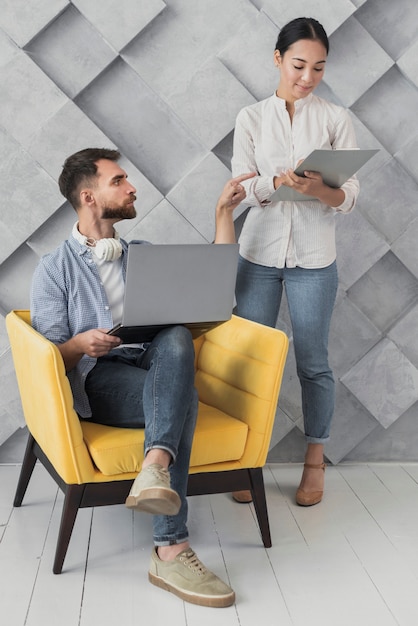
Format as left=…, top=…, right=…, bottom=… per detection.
left=195, top=315, right=288, bottom=467
left=6, top=310, right=95, bottom=484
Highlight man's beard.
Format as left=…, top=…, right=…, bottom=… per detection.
left=101, top=201, right=136, bottom=220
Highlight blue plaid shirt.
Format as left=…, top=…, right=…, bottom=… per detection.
left=30, top=231, right=146, bottom=417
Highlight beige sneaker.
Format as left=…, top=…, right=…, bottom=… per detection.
left=125, top=463, right=181, bottom=515
left=149, top=547, right=235, bottom=608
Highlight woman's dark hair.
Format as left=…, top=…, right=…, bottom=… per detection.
left=58, top=147, right=121, bottom=209
left=275, top=17, right=329, bottom=55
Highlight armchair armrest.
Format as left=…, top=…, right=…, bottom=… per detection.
left=6, top=311, right=97, bottom=484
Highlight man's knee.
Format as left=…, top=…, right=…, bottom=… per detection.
left=158, top=325, right=194, bottom=359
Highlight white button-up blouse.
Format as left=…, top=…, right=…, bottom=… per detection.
left=231, top=93, right=360, bottom=269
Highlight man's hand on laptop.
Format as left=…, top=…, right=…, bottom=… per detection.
left=79, top=329, right=122, bottom=357
left=57, top=329, right=121, bottom=372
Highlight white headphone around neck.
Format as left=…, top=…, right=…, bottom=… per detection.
left=72, top=222, right=123, bottom=262
left=94, top=237, right=122, bottom=261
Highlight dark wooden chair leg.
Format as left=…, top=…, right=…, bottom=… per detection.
left=188, top=468, right=272, bottom=548
left=53, top=484, right=85, bottom=574
left=249, top=467, right=272, bottom=548
left=13, top=433, right=37, bottom=507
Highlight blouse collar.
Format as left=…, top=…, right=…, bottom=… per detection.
left=273, top=92, right=313, bottom=111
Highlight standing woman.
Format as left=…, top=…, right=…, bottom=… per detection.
left=231, top=17, right=359, bottom=506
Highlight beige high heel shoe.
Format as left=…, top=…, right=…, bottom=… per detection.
left=232, top=490, right=253, bottom=503
left=295, top=462, right=326, bottom=507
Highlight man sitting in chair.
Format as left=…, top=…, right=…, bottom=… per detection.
left=30, top=147, right=253, bottom=608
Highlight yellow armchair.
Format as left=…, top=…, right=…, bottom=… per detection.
left=6, top=310, right=288, bottom=574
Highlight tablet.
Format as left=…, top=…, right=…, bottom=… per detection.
left=269, top=148, right=378, bottom=202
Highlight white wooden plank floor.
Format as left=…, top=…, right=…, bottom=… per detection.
left=1, top=462, right=418, bottom=626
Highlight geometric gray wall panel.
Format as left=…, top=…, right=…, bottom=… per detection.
left=355, top=157, right=418, bottom=245
left=26, top=5, right=118, bottom=99
left=1, top=0, right=418, bottom=463
left=341, top=338, right=418, bottom=428
left=325, top=17, right=394, bottom=108
left=347, top=253, right=418, bottom=333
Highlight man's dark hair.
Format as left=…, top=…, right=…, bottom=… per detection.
left=58, top=148, right=121, bottom=209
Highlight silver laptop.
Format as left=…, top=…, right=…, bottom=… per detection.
left=108, top=243, right=239, bottom=342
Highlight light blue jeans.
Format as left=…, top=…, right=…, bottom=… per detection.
left=85, top=325, right=198, bottom=546
left=235, top=256, right=338, bottom=443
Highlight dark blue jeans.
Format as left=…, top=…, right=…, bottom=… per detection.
left=85, top=325, right=198, bottom=546
left=235, top=256, right=338, bottom=443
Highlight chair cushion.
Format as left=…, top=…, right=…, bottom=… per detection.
left=81, top=402, right=248, bottom=476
